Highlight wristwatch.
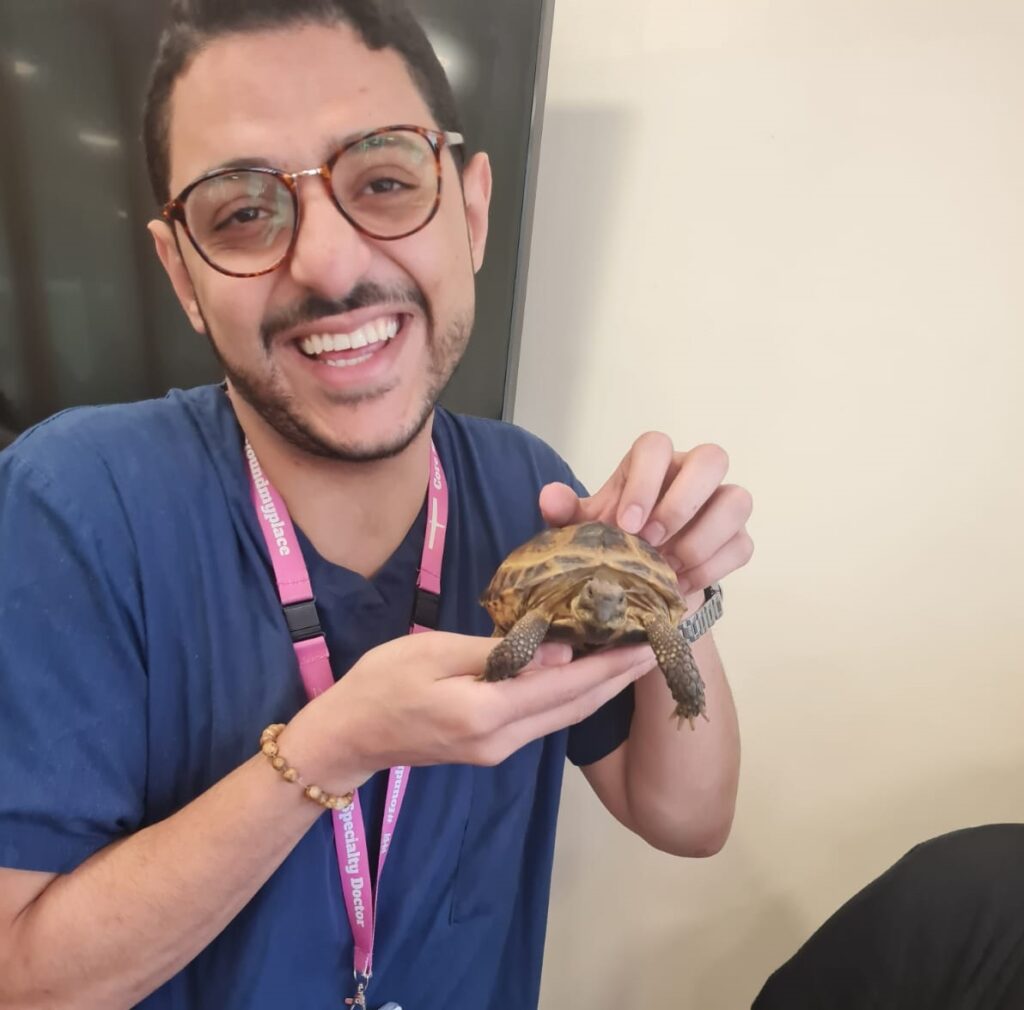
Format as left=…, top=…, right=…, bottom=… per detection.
left=679, top=582, right=723, bottom=643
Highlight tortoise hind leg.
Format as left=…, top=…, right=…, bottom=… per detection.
left=643, top=613, right=708, bottom=730
left=483, top=609, right=552, bottom=682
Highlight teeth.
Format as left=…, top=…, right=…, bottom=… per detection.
left=324, top=333, right=352, bottom=352
left=325, top=353, right=373, bottom=369
left=299, top=316, right=400, bottom=358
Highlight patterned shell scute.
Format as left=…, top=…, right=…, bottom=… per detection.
left=481, top=520, right=684, bottom=632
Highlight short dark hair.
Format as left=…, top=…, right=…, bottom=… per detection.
left=143, top=0, right=464, bottom=204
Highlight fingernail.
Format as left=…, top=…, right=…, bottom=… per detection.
left=641, top=521, right=667, bottom=546
left=620, top=505, right=644, bottom=534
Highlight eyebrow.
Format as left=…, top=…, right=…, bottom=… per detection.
left=202, top=129, right=379, bottom=175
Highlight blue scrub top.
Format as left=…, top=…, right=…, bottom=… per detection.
left=0, top=385, right=633, bottom=1009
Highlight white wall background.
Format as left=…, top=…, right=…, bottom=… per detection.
left=514, top=2, right=1024, bottom=1006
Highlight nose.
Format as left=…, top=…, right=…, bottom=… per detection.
left=592, top=586, right=626, bottom=624
left=286, top=175, right=375, bottom=298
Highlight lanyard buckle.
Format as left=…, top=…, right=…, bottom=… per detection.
left=283, top=598, right=323, bottom=642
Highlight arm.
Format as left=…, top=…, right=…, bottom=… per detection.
left=540, top=434, right=753, bottom=857
left=0, top=634, right=656, bottom=1010
left=581, top=596, right=740, bottom=856
left=0, top=751, right=326, bottom=1010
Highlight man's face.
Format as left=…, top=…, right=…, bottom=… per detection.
left=150, top=22, right=491, bottom=461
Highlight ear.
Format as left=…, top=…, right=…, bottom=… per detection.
left=147, top=219, right=207, bottom=333
left=460, top=152, right=492, bottom=273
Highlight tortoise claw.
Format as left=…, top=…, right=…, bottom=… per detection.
left=671, top=706, right=710, bottom=731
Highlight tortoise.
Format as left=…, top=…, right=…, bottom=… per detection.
left=480, top=520, right=707, bottom=729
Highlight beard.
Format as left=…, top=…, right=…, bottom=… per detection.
left=199, top=282, right=472, bottom=463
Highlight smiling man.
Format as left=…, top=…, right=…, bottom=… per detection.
left=0, top=2, right=752, bottom=1009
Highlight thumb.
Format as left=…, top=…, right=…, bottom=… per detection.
left=523, top=641, right=573, bottom=670
left=539, top=481, right=583, bottom=528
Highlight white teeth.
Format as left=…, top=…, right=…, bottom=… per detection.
left=299, top=316, right=400, bottom=358
left=325, top=353, right=373, bottom=369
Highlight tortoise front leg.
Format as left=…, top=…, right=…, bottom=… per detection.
left=643, top=613, right=708, bottom=730
left=483, top=609, right=552, bottom=682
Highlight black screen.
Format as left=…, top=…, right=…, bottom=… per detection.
left=0, top=0, right=553, bottom=432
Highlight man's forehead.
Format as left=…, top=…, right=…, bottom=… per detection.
left=167, top=22, right=435, bottom=185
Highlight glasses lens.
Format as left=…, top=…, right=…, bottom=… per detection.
left=184, top=171, right=295, bottom=274
left=333, top=130, right=439, bottom=238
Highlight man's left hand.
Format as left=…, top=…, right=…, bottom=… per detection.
left=539, top=433, right=754, bottom=596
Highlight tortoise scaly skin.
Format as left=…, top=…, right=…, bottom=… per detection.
left=480, top=521, right=707, bottom=729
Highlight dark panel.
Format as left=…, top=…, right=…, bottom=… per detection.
left=0, top=0, right=553, bottom=429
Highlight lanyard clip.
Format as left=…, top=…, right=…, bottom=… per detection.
left=345, top=980, right=369, bottom=1008
left=283, top=598, right=324, bottom=643
left=410, top=586, right=440, bottom=631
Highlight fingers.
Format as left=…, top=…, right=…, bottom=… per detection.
left=565, top=438, right=732, bottom=550
left=396, top=631, right=500, bottom=678
left=488, top=642, right=654, bottom=723
left=659, top=483, right=753, bottom=585
left=639, top=444, right=730, bottom=547
left=485, top=657, right=652, bottom=763
left=612, top=432, right=676, bottom=535
left=523, top=641, right=574, bottom=670
left=538, top=478, right=627, bottom=530
left=675, top=529, right=755, bottom=596
left=393, top=631, right=572, bottom=683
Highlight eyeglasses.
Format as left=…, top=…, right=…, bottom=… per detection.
left=161, top=125, right=464, bottom=278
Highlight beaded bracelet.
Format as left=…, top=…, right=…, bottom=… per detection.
left=259, top=723, right=354, bottom=811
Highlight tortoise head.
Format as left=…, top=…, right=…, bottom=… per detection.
left=571, top=577, right=628, bottom=640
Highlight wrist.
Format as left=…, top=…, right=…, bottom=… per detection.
left=683, top=587, right=705, bottom=610
left=273, top=703, right=372, bottom=801
left=680, top=582, right=723, bottom=644
left=259, top=724, right=356, bottom=811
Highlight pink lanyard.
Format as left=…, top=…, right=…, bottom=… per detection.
left=244, top=438, right=449, bottom=1004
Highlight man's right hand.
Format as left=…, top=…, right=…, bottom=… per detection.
left=281, top=632, right=656, bottom=795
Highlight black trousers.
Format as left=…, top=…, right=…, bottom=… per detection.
left=753, top=824, right=1024, bottom=1009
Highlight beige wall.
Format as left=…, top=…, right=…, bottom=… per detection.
left=514, top=2, right=1024, bottom=1006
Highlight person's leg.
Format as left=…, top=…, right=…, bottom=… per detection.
left=753, top=824, right=1024, bottom=1010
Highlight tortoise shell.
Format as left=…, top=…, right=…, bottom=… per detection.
left=481, top=520, right=686, bottom=646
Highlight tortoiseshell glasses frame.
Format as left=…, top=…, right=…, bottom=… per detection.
left=161, top=124, right=465, bottom=279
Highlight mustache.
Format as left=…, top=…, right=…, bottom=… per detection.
left=260, top=282, right=430, bottom=349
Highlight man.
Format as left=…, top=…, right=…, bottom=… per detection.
left=0, top=2, right=753, bottom=1008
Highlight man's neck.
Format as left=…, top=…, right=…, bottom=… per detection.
left=230, top=393, right=432, bottom=578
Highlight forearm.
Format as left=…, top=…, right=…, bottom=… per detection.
left=1, top=727, right=340, bottom=1010
left=623, top=598, right=741, bottom=856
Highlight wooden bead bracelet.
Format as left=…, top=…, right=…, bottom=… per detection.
left=260, top=723, right=354, bottom=811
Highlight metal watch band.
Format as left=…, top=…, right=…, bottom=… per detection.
left=679, top=582, right=723, bottom=643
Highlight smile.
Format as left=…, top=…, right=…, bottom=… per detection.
left=296, top=315, right=402, bottom=369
